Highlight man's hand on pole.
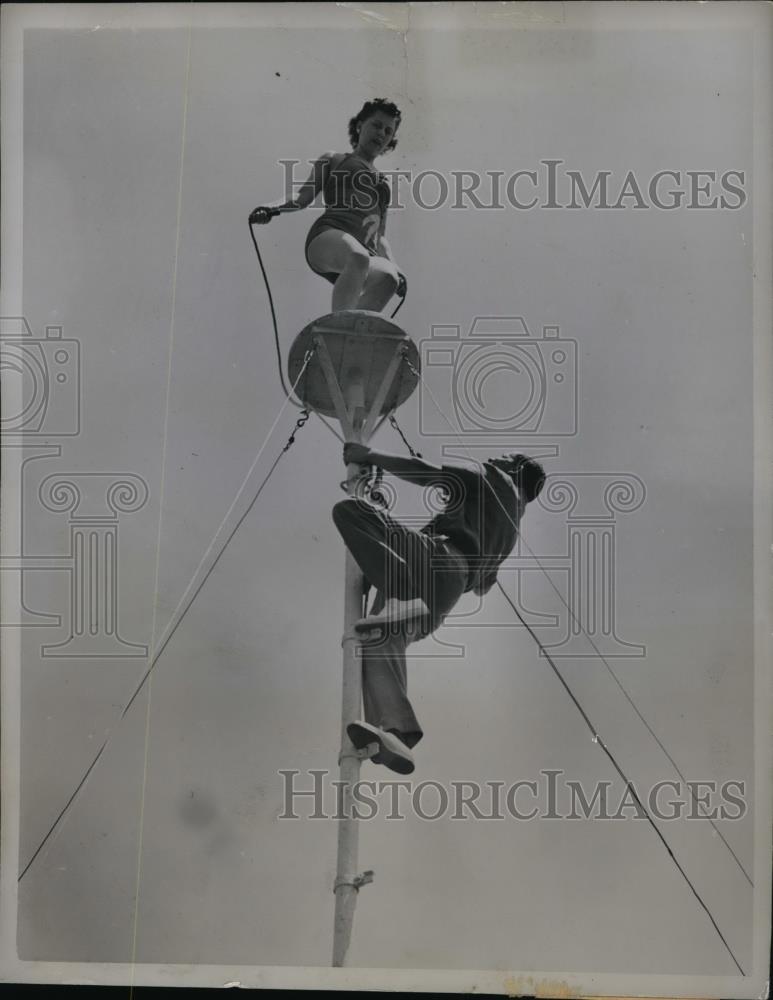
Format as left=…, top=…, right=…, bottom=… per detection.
left=343, top=442, right=372, bottom=466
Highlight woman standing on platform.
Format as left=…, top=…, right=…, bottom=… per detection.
left=250, top=98, right=405, bottom=314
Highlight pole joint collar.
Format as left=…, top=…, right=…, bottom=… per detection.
left=334, top=869, right=374, bottom=894
left=338, top=742, right=379, bottom=766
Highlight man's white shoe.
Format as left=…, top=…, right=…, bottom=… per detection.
left=354, top=598, right=430, bottom=635
left=347, top=721, right=415, bottom=775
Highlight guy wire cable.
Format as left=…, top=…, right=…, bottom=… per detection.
left=19, top=352, right=317, bottom=882
left=402, top=351, right=752, bottom=885
left=400, top=356, right=748, bottom=975
left=24, top=228, right=407, bottom=881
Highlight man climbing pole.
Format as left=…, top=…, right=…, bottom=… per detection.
left=332, top=443, right=546, bottom=774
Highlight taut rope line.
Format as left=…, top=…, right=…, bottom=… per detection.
left=18, top=351, right=317, bottom=882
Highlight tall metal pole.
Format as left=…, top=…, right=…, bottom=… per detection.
left=332, top=372, right=372, bottom=968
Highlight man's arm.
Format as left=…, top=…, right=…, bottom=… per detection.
left=343, top=443, right=449, bottom=488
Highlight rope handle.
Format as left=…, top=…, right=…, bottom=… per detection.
left=248, top=205, right=281, bottom=224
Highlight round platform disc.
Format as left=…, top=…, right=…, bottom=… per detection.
left=287, top=310, right=421, bottom=420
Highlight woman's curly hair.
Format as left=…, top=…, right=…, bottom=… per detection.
left=348, top=99, right=402, bottom=151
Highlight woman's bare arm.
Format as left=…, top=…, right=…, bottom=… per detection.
left=266, top=151, right=338, bottom=213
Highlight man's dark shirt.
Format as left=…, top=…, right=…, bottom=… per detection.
left=422, top=462, right=524, bottom=595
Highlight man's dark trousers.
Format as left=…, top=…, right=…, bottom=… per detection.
left=332, top=497, right=469, bottom=748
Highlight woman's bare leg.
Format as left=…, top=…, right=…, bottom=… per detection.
left=306, top=230, right=371, bottom=311
left=356, top=256, right=400, bottom=312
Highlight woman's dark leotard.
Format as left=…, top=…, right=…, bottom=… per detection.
left=304, top=153, right=391, bottom=285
